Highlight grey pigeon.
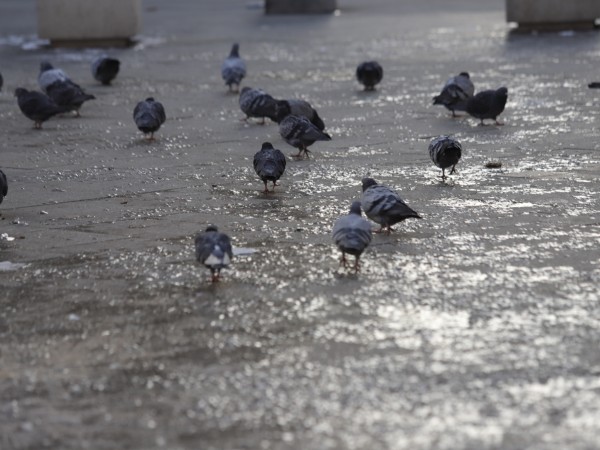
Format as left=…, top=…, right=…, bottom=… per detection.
left=195, top=225, right=234, bottom=282
left=239, top=87, right=278, bottom=124
left=91, top=56, right=120, bottom=85
left=279, top=114, right=332, bottom=158
left=356, top=61, right=383, bottom=91
left=253, top=142, right=287, bottom=193
left=221, top=43, right=246, bottom=93
left=361, top=177, right=421, bottom=234
left=466, top=87, right=508, bottom=125
left=433, top=72, right=475, bottom=117
left=332, top=201, right=373, bottom=272
left=133, top=97, right=166, bottom=140
left=46, top=80, right=95, bottom=116
left=14, top=88, right=68, bottom=129
left=0, top=169, right=7, bottom=205
left=275, top=99, right=325, bottom=130
left=38, top=61, right=70, bottom=93
left=428, top=135, right=463, bottom=180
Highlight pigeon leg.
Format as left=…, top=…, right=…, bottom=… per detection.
left=479, top=118, right=485, bottom=126
left=449, top=165, right=457, bottom=175
left=353, top=256, right=361, bottom=273
left=272, top=181, right=280, bottom=190
left=34, top=122, right=41, bottom=130
left=74, top=110, right=81, bottom=118
left=303, top=147, right=312, bottom=159
left=211, top=270, right=221, bottom=283
left=147, top=132, right=156, bottom=141
left=451, top=110, right=457, bottom=118
left=262, top=181, right=270, bottom=194
left=495, top=119, right=504, bottom=126
left=259, top=117, right=266, bottom=125
left=440, top=168, right=447, bottom=180
left=339, top=252, right=349, bottom=268
left=291, top=148, right=304, bottom=158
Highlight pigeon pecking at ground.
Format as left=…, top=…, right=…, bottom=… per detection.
left=332, top=201, right=373, bottom=273
left=133, top=97, right=166, bottom=140
left=274, top=99, right=325, bottom=130
left=38, top=61, right=70, bottom=93
left=433, top=72, right=475, bottom=117
left=195, top=225, right=234, bottom=283
left=222, top=43, right=246, bottom=93
left=14, top=88, right=69, bottom=129
left=361, top=177, right=422, bottom=234
left=279, top=114, right=331, bottom=159
left=253, top=142, right=287, bottom=193
left=466, top=87, right=508, bottom=125
left=45, top=80, right=95, bottom=117
left=91, top=56, right=120, bottom=85
left=239, top=87, right=278, bottom=124
left=356, top=61, right=383, bottom=91
left=428, top=135, right=463, bottom=180
left=0, top=169, right=7, bottom=205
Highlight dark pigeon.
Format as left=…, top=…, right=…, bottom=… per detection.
left=332, top=201, right=373, bottom=272
left=253, top=142, right=287, bottom=193
left=91, top=56, right=120, bottom=85
left=133, top=97, right=166, bottom=140
left=239, top=87, right=278, bottom=124
left=0, top=72, right=3, bottom=92
left=433, top=72, right=474, bottom=117
left=38, top=61, right=70, bottom=93
left=0, top=169, right=7, bottom=205
left=589, top=82, right=600, bottom=89
left=46, top=80, right=95, bottom=116
left=356, top=61, right=383, bottom=91
left=195, top=225, right=234, bottom=283
left=361, top=177, right=421, bottom=234
left=222, top=43, right=246, bottom=93
left=14, top=88, right=68, bottom=129
left=279, top=114, right=331, bottom=159
left=275, top=99, right=325, bottom=131
left=429, top=135, right=463, bottom=180
left=466, top=87, right=508, bottom=125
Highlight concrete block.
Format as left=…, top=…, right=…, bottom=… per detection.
left=506, top=0, right=600, bottom=29
left=37, top=0, right=141, bottom=47
left=265, top=0, right=337, bottom=14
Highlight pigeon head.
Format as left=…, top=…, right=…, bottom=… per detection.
left=261, top=142, right=274, bottom=150
left=361, top=177, right=378, bottom=191
left=205, top=225, right=219, bottom=233
left=275, top=100, right=292, bottom=123
left=14, top=87, right=28, bottom=97
left=145, top=97, right=155, bottom=102
left=496, top=87, right=508, bottom=96
left=230, top=43, right=240, bottom=57
left=40, top=61, right=54, bottom=72
left=459, top=72, right=470, bottom=78
left=349, top=201, right=362, bottom=215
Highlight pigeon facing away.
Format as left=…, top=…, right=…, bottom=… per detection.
left=332, top=201, right=373, bottom=272
left=433, top=72, right=475, bottom=117
left=466, top=87, right=508, bottom=125
left=91, top=56, right=120, bottom=85
left=195, top=225, right=234, bottom=282
left=275, top=99, right=325, bottom=131
left=222, top=43, right=246, bottom=93
left=253, top=142, right=287, bottom=193
left=429, top=135, right=463, bottom=180
left=361, top=178, right=421, bottom=234
left=356, top=61, right=383, bottom=91
left=239, top=87, right=278, bottom=124
left=279, top=114, right=332, bottom=159
left=133, top=97, right=166, bottom=140
left=46, top=80, right=95, bottom=116
left=14, top=88, right=68, bottom=129
left=0, top=169, right=7, bottom=205
left=38, top=61, right=70, bottom=93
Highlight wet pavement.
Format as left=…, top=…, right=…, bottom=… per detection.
left=1, top=0, right=600, bottom=449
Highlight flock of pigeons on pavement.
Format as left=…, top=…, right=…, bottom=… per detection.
left=0, top=42, right=509, bottom=282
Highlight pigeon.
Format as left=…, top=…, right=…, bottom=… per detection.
left=38, top=61, right=70, bottom=93
left=195, top=225, right=234, bottom=283
left=91, top=56, right=120, bottom=85
left=0, top=72, right=3, bottom=92
left=253, top=142, right=287, bottom=193
left=465, top=87, right=508, bottom=125
left=279, top=114, right=332, bottom=158
left=361, top=177, right=421, bottom=234
left=589, top=82, right=600, bottom=89
left=221, top=43, right=246, bottom=93
left=275, top=99, right=325, bottom=131
left=239, top=87, right=278, bottom=124
left=133, top=97, right=166, bottom=140
left=14, top=88, right=69, bottom=129
left=428, top=135, right=463, bottom=180
left=45, top=80, right=95, bottom=116
left=332, top=201, right=373, bottom=272
left=433, top=72, right=475, bottom=117
left=356, top=61, right=383, bottom=91
left=0, top=169, right=7, bottom=205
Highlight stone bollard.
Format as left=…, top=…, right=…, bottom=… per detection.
left=265, top=0, right=337, bottom=14
left=506, top=0, right=600, bottom=30
left=37, top=0, right=141, bottom=47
